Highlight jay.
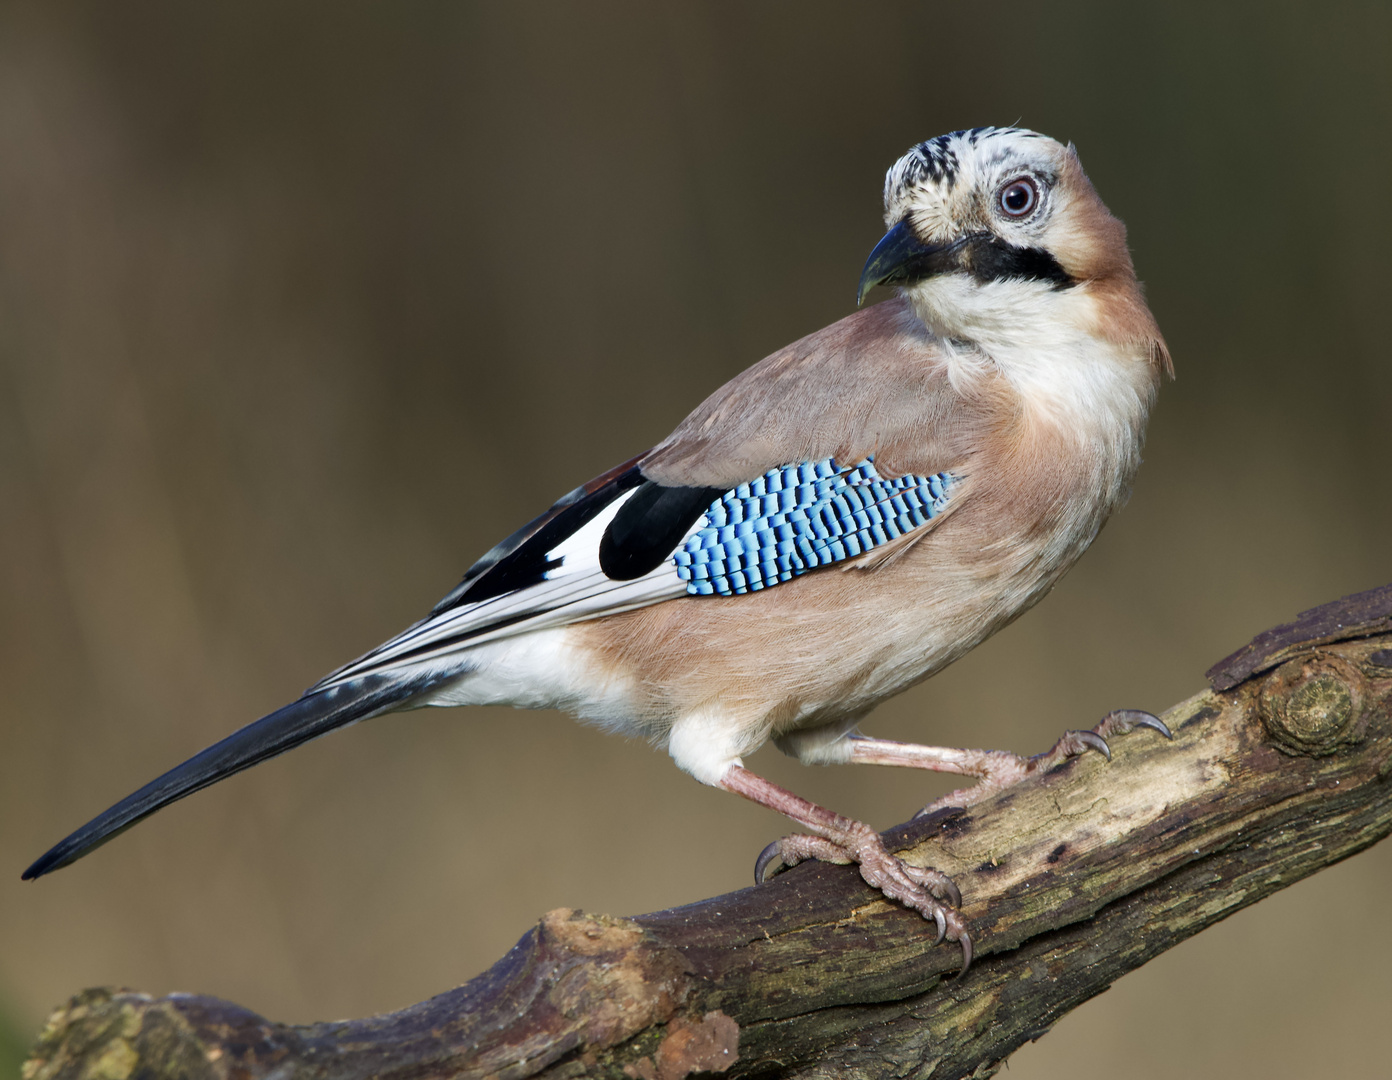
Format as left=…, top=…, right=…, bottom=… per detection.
left=25, top=127, right=1173, bottom=967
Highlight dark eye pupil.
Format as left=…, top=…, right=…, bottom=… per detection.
left=1001, top=180, right=1036, bottom=215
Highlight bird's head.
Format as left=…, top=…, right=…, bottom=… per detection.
left=860, top=127, right=1170, bottom=377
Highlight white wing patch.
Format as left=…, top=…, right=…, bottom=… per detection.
left=313, top=489, right=688, bottom=689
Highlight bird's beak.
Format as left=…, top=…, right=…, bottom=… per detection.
left=856, top=220, right=966, bottom=306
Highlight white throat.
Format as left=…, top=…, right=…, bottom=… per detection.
left=906, top=274, right=1155, bottom=440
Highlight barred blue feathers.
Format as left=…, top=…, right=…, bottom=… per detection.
left=673, top=458, right=954, bottom=596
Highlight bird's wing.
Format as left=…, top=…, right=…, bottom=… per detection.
left=308, top=456, right=707, bottom=686
left=313, top=298, right=980, bottom=687
left=313, top=453, right=961, bottom=687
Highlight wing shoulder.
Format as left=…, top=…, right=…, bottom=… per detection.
left=641, top=296, right=976, bottom=490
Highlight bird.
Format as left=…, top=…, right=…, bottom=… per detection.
left=24, top=127, right=1172, bottom=969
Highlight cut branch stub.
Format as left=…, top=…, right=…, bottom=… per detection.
left=23, top=587, right=1392, bottom=1080
left=1259, top=653, right=1369, bottom=756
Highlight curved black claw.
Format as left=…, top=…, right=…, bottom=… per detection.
left=1075, top=730, right=1112, bottom=761
left=932, top=907, right=947, bottom=945
left=1105, top=708, right=1173, bottom=740
left=754, top=839, right=785, bottom=884
left=956, top=930, right=973, bottom=975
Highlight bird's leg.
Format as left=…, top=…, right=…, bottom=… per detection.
left=720, top=764, right=971, bottom=968
left=843, top=709, right=1171, bottom=817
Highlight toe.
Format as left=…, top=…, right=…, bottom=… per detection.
left=937, top=907, right=973, bottom=974
left=754, top=840, right=785, bottom=884
left=903, top=863, right=962, bottom=908
left=956, top=929, right=973, bottom=974
left=1074, top=730, right=1112, bottom=760
left=1101, top=708, right=1173, bottom=740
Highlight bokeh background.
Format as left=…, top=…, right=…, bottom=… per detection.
left=1, top=2, right=1389, bottom=1076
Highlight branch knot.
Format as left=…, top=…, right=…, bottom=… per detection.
left=1260, top=655, right=1367, bottom=756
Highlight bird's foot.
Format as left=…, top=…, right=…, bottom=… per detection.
left=913, top=708, right=1172, bottom=819
left=1028, top=708, right=1172, bottom=772
left=756, top=822, right=971, bottom=970
left=722, top=764, right=970, bottom=969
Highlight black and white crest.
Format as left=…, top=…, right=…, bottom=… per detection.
left=884, top=127, right=1043, bottom=205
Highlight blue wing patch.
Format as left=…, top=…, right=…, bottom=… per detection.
left=673, top=457, right=954, bottom=596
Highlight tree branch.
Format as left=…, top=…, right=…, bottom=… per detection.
left=24, top=585, right=1392, bottom=1080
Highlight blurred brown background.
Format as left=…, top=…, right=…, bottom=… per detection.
left=1, top=2, right=1389, bottom=1075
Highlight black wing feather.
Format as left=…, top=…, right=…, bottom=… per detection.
left=430, top=454, right=647, bottom=613
left=598, top=480, right=723, bottom=580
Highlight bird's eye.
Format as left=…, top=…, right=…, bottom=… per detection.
left=998, top=177, right=1039, bottom=218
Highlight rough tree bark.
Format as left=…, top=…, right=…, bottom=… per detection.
left=23, top=585, right=1392, bottom=1080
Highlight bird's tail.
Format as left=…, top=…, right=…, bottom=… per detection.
left=22, top=674, right=425, bottom=880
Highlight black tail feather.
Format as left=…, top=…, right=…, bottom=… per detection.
left=22, top=675, right=418, bottom=880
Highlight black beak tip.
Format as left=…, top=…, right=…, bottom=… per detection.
left=856, top=218, right=940, bottom=309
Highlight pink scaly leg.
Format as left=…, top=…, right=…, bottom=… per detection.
left=737, top=711, right=1167, bottom=972
left=720, top=764, right=972, bottom=971
left=845, top=709, right=1172, bottom=816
